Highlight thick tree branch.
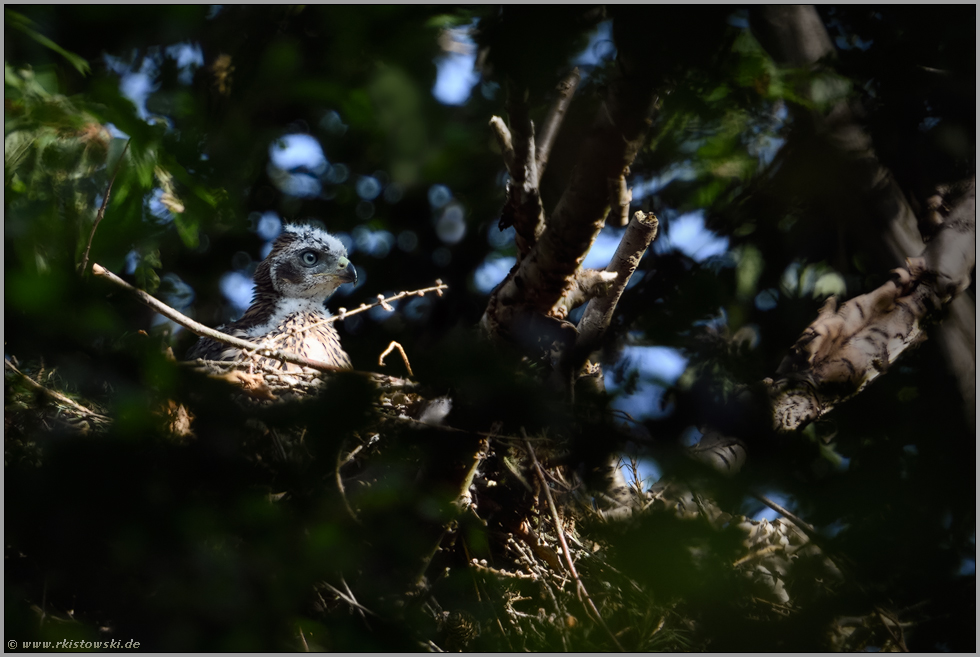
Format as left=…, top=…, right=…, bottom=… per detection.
left=484, top=52, right=659, bottom=345
left=766, top=182, right=975, bottom=431
left=751, top=4, right=976, bottom=423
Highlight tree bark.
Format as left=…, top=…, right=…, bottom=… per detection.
left=750, top=5, right=976, bottom=424
left=483, top=40, right=659, bottom=349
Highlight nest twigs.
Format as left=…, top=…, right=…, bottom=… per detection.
left=522, top=429, right=625, bottom=651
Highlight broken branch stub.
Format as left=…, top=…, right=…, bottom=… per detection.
left=574, top=211, right=659, bottom=360
left=500, top=89, right=546, bottom=257
left=483, top=55, right=659, bottom=346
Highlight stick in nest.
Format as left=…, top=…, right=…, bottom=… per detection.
left=521, top=429, right=625, bottom=651
left=378, top=341, right=413, bottom=377
left=5, top=358, right=110, bottom=423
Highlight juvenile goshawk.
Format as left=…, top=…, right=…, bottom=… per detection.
left=187, top=223, right=357, bottom=371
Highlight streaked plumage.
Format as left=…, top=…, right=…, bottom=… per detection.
left=187, top=223, right=357, bottom=371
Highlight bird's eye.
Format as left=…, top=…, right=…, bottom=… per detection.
left=300, top=250, right=319, bottom=267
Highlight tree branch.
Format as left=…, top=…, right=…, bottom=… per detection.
left=5, top=358, right=110, bottom=423
left=573, top=211, right=659, bottom=363
left=498, top=86, right=547, bottom=257
left=766, top=181, right=975, bottom=431
left=751, top=5, right=976, bottom=424
left=605, top=171, right=633, bottom=227
left=79, top=139, right=131, bottom=275
left=489, top=116, right=516, bottom=174
left=484, top=53, right=659, bottom=345
left=93, top=262, right=447, bottom=375
left=535, top=67, right=581, bottom=178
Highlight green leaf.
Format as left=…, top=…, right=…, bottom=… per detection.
left=5, top=10, right=91, bottom=76
left=174, top=213, right=200, bottom=249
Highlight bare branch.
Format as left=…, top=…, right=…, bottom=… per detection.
left=574, top=211, right=659, bottom=360
left=751, top=492, right=817, bottom=537
left=552, top=268, right=619, bottom=320
left=500, top=87, right=547, bottom=256
left=94, top=262, right=447, bottom=375
left=767, top=182, right=975, bottom=432
left=535, top=67, right=581, bottom=178
left=319, top=581, right=377, bottom=618
left=484, top=54, right=659, bottom=345
left=5, top=358, right=110, bottom=423
left=606, top=171, right=633, bottom=228
left=92, top=262, right=345, bottom=373
left=296, top=280, right=447, bottom=334
left=79, top=139, right=131, bottom=275
left=378, top=341, right=414, bottom=377
left=489, top=116, right=516, bottom=174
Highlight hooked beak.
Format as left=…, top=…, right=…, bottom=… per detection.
left=337, top=258, right=357, bottom=285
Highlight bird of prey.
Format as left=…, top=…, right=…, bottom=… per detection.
left=187, top=223, right=357, bottom=371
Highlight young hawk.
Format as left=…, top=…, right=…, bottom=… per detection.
left=187, top=223, right=357, bottom=371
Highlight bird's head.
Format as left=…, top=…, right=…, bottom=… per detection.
left=256, top=223, right=357, bottom=301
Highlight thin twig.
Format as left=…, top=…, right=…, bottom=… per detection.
left=876, top=608, right=909, bottom=653
left=341, top=434, right=379, bottom=468
left=336, top=442, right=362, bottom=524
left=94, top=263, right=444, bottom=374
left=93, top=262, right=342, bottom=372
left=378, top=341, right=414, bottom=376
left=536, top=67, right=581, bottom=178
left=5, top=358, right=110, bottom=423
left=751, top=492, right=817, bottom=536
left=340, top=576, right=367, bottom=623
left=297, top=626, right=310, bottom=652
left=320, top=581, right=377, bottom=618
left=79, top=139, right=131, bottom=275
left=522, top=429, right=625, bottom=651
left=295, top=281, right=447, bottom=334
left=381, top=413, right=551, bottom=447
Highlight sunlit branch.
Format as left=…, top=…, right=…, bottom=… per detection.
left=572, top=211, right=659, bottom=366
left=489, top=115, right=516, bottom=174
left=501, top=86, right=547, bottom=256
left=767, top=181, right=975, bottom=432
left=94, top=262, right=447, bottom=375
left=484, top=54, right=659, bottom=345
